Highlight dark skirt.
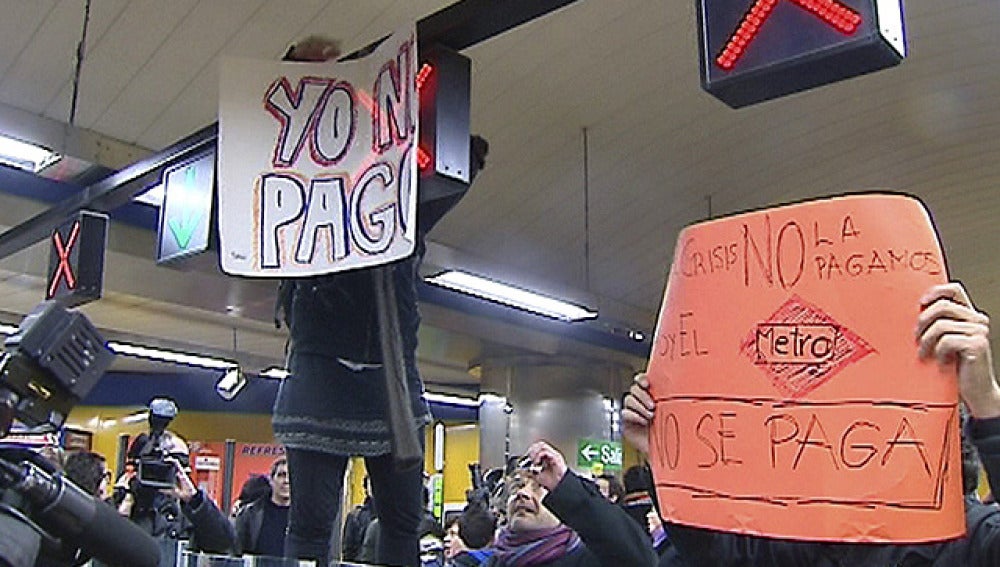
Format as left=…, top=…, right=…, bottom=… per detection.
left=272, top=350, right=429, bottom=457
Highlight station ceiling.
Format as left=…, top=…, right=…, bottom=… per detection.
left=0, top=1, right=997, bottom=397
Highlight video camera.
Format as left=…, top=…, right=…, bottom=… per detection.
left=0, top=300, right=159, bottom=567
left=132, top=397, right=183, bottom=490
left=465, top=462, right=503, bottom=511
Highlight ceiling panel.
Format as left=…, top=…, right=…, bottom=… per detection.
left=44, top=0, right=196, bottom=131
left=0, top=0, right=82, bottom=115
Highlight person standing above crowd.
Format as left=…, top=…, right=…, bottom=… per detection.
left=271, top=35, right=490, bottom=567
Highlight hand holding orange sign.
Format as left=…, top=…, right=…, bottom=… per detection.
left=643, top=194, right=964, bottom=543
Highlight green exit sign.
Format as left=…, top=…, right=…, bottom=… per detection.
left=577, top=439, right=622, bottom=471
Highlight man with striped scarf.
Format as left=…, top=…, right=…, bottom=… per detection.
left=485, top=441, right=657, bottom=566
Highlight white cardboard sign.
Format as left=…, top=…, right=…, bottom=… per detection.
left=218, top=25, right=418, bottom=277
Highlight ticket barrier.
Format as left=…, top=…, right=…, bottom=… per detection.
left=180, top=551, right=317, bottom=567
left=180, top=550, right=382, bottom=567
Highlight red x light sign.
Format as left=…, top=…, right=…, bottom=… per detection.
left=49, top=220, right=80, bottom=297
left=696, top=0, right=905, bottom=108
left=46, top=211, right=107, bottom=307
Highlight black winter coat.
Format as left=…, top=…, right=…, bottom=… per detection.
left=487, top=472, right=658, bottom=567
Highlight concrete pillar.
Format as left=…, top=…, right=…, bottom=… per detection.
left=477, top=355, right=633, bottom=471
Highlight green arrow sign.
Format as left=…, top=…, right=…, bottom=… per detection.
left=167, top=165, right=202, bottom=250
left=157, top=153, right=215, bottom=264
left=168, top=208, right=203, bottom=250
left=577, top=438, right=622, bottom=471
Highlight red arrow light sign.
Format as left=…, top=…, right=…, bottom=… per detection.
left=696, top=0, right=905, bottom=108
left=717, top=0, right=862, bottom=70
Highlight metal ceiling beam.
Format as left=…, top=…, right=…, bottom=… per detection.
left=0, top=124, right=216, bottom=260
left=0, top=0, right=579, bottom=261
left=417, top=0, right=579, bottom=51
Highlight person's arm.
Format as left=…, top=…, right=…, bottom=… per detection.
left=180, top=489, right=238, bottom=554
left=916, top=283, right=1000, bottom=565
left=231, top=503, right=254, bottom=556
left=527, top=442, right=658, bottom=567
left=168, top=458, right=236, bottom=554
left=966, top=415, right=1000, bottom=566
left=543, top=473, right=659, bottom=566
left=915, top=283, right=1000, bottom=420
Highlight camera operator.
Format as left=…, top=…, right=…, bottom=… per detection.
left=0, top=301, right=161, bottom=567
left=115, top=400, right=235, bottom=563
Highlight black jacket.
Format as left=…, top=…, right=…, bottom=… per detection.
left=130, top=488, right=236, bottom=555
left=662, top=416, right=1000, bottom=566
left=233, top=498, right=280, bottom=556
left=281, top=160, right=480, bottom=366
left=342, top=498, right=374, bottom=561
left=487, top=472, right=658, bottom=566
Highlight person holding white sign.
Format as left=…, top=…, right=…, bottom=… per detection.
left=270, top=37, right=489, bottom=567
left=622, top=282, right=1000, bottom=566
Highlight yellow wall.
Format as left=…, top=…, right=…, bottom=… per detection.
left=71, top=405, right=483, bottom=511
left=66, top=406, right=276, bottom=475
left=68, top=408, right=655, bottom=513
left=344, top=421, right=480, bottom=508
left=70, top=408, right=647, bottom=509
left=439, top=423, right=480, bottom=503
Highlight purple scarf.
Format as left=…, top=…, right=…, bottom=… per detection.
left=491, top=524, right=582, bottom=566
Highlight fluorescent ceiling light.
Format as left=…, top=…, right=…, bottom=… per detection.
left=215, top=367, right=247, bottom=400
left=477, top=393, right=507, bottom=404
left=424, top=392, right=480, bottom=408
left=0, top=134, right=60, bottom=173
left=425, top=270, right=598, bottom=321
left=122, top=411, right=150, bottom=424
left=260, top=366, right=290, bottom=379
left=106, top=341, right=237, bottom=370
left=133, top=183, right=164, bottom=206
left=0, top=326, right=239, bottom=372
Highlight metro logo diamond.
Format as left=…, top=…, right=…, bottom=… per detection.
left=740, top=295, right=875, bottom=397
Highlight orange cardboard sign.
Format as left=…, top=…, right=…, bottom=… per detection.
left=647, top=194, right=962, bottom=543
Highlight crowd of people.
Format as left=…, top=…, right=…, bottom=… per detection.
left=17, top=279, right=998, bottom=567
left=36, top=438, right=665, bottom=567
